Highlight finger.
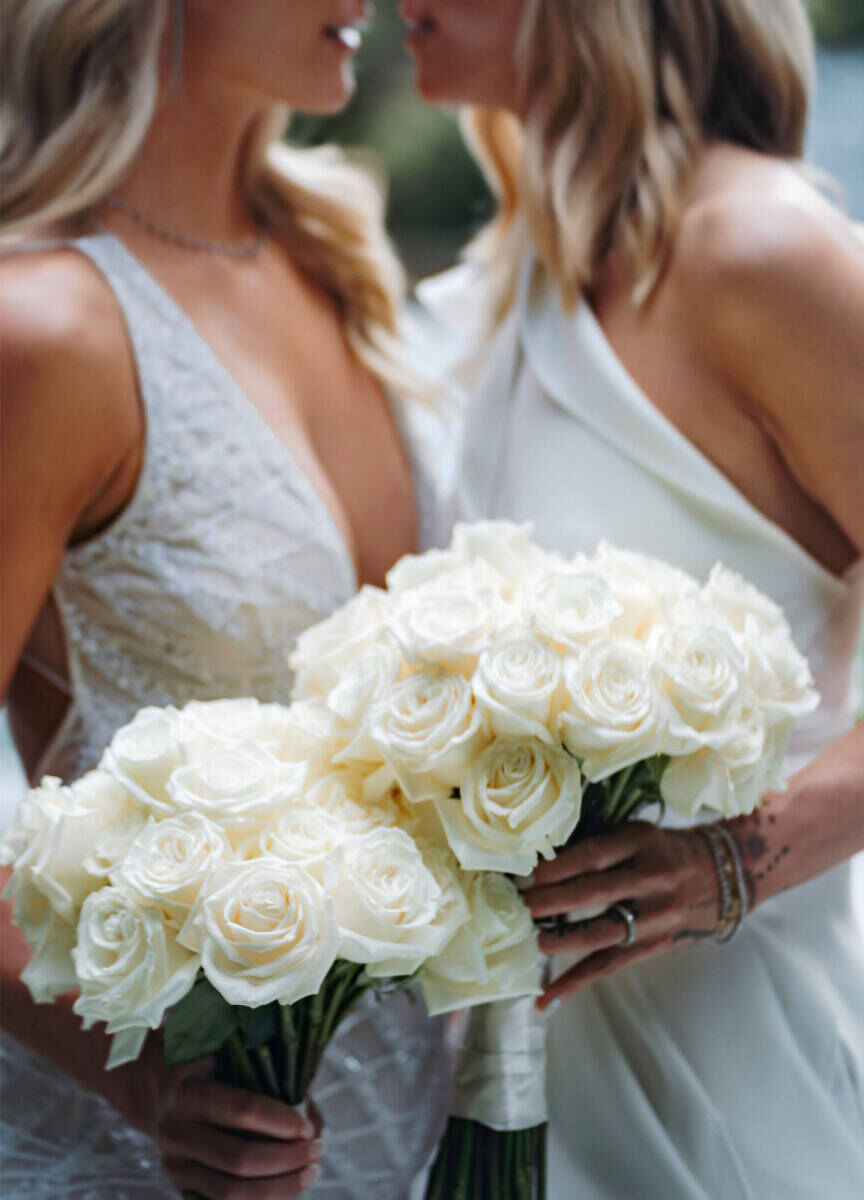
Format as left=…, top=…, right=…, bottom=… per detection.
left=159, top=1120, right=324, bottom=1178
left=171, top=1079, right=316, bottom=1140
left=525, top=865, right=666, bottom=919
left=538, top=905, right=676, bottom=958
left=537, top=938, right=671, bottom=1010
left=306, top=1098, right=325, bottom=1137
left=532, top=823, right=655, bottom=886
left=164, top=1159, right=321, bottom=1200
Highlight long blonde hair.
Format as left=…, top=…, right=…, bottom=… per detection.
left=465, top=0, right=815, bottom=318
left=0, top=0, right=413, bottom=394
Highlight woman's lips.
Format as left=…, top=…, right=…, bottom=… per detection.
left=323, top=24, right=364, bottom=51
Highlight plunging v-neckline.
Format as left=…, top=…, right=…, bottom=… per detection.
left=102, top=232, right=365, bottom=590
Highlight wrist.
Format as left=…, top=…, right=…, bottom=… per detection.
left=696, top=823, right=749, bottom=941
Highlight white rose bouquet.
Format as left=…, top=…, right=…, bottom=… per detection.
left=287, top=522, right=818, bottom=1200
left=0, top=698, right=467, bottom=1116
left=2, top=523, right=818, bottom=1198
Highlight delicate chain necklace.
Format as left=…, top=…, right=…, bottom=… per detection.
left=105, top=195, right=269, bottom=260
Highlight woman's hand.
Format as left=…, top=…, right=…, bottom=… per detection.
left=117, top=1035, right=325, bottom=1200
left=158, top=1075, right=324, bottom=1200
left=523, top=822, right=722, bottom=1011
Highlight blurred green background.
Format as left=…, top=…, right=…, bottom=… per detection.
left=291, top=0, right=864, bottom=280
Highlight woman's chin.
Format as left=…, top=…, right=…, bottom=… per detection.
left=410, top=64, right=469, bottom=108
left=291, top=75, right=356, bottom=117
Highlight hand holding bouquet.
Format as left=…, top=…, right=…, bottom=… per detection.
left=289, top=521, right=819, bottom=1199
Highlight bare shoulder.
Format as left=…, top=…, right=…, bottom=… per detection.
left=668, top=148, right=864, bottom=553
left=673, top=149, right=864, bottom=336
left=0, top=247, right=142, bottom=500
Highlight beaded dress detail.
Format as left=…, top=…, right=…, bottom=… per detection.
left=0, top=234, right=450, bottom=1198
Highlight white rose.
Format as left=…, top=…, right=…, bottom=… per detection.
left=437, top=738, right=582, bottom=875
left=592, top=542, right=700, bottom=638
left=306, top=771, right=407, bottom=837
left=242, top=806, right=344, bottom=882
left=420, top=872, right=541, bottom=1015
left=83, top=808, right=150, bottom=881
left=7, top=884, right=79, bottom=1003
left=450, top=521, right=555, bottom=590
left=0, top=776, right=67, bottom=870
left=472, top=635, right=563, bottom=745
left=701, top=564, right=789, bottom=636
left=327, top=639, right=404, bottom=766
left=369, top=672, right=489, bottom=803
left=416, top=839, right=471, bottom=938
left=328, top=827, right=455, bottom=978
left=662, top=691, right=790, bottom=819
left=177, top=699, right=296, bottom=757
left=559, top=640, right=668, bottom=780
left=277, top=698, right=353, bottom=782
left=739, top=619, right=819, bottom=720
left=166, top=742, right=307, bottom=835
left=179, top=861, right=338, bottom=1008
left=389, top=563, right=508, bottom=673
left=653, top=626, right=746, bottom=753
left=101, top=707, right=195, bottom=814
left=2, top=772, right=136, bottom=923
left=386, top=546, right=470, bottom=595
left=523, top=570, right=622, bottom=654
left=327, top=639, right=404, bottom=726
left=73, top=885, right=199, bottom=1054
left=114, top=814, right=233, bottom=928
left=290, top=586, right=391, bottom=697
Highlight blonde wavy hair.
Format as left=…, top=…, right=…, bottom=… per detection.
left=465, top=0, right=816, bottom=319
left=0, top=0, right=414, bottom=395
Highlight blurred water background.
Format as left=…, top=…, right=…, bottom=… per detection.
left=2, top=8, right=863, bottom=890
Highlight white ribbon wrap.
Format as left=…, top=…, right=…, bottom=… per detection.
left=449, top=996, right=549, bottom=1132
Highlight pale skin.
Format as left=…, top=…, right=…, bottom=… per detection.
left=1, top=1, right=410, bottom=1196
left=404, top=0, right=864, bottom=1008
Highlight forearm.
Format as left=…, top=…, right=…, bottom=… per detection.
left=0, top=873, right=163, bottom=1131
left=726, top=721, right=864, bottom=909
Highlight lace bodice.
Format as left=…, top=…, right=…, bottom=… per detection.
left=33, top=234, right=439, bottom=783
left=2, top=234, right=450, bottom=1198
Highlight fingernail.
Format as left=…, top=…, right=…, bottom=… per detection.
left=300, top=1118, right=316, bottom=1139
left=542, top=998, right=561, bottom=1017
left=308, top=1139, right=325, bottom=1162
left=516, top=872, right=536, bottom=891
left=300, top=1165, right=321, bottom=1186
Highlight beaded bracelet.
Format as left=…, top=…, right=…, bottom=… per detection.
left=698, top=824, right=748, bottom=944
left=713, top=825, right=750, bottom=942
left=696, top=825, right=733, bottom=938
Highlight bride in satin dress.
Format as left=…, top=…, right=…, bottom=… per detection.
left=406, top=0, right=864, bottom=1195
left=0, top=2, right=450, bottom=1196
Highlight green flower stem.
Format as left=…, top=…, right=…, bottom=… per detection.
left=225, top=1033, right=260, bottom=1092
left=426, top=1120, right=545, bottom=1200
left=252, top=1045, right=280, bottom=1098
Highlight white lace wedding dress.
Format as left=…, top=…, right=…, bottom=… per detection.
left=0, top=233, right=451, bottom=1199
left=428, top=255, right=864, bottom=1198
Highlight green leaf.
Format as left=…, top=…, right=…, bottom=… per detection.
left=164, top=975, right=240, bottom=1067
left=238, top=1003, right=280, bottom=1050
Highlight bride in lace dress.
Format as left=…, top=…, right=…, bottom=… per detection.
left=0, top=2, right=450, bottom=1196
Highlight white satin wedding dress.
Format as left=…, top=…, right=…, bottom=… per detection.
left=427, top=256, right=864, bottom=1199
left=0, top=233, right=451, bottom=1199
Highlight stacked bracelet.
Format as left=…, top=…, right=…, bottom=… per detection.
left=697, top=824, right=749, bottom=943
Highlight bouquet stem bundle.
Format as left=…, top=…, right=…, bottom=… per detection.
left=168, top=959, right=385, bottom=1108
left=427, top=758, right=667, bottom=1200
left=426, top=1119, right=546, bottom=1200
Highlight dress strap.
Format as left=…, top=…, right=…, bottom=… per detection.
left=19, top=652, right=74, bottom=697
